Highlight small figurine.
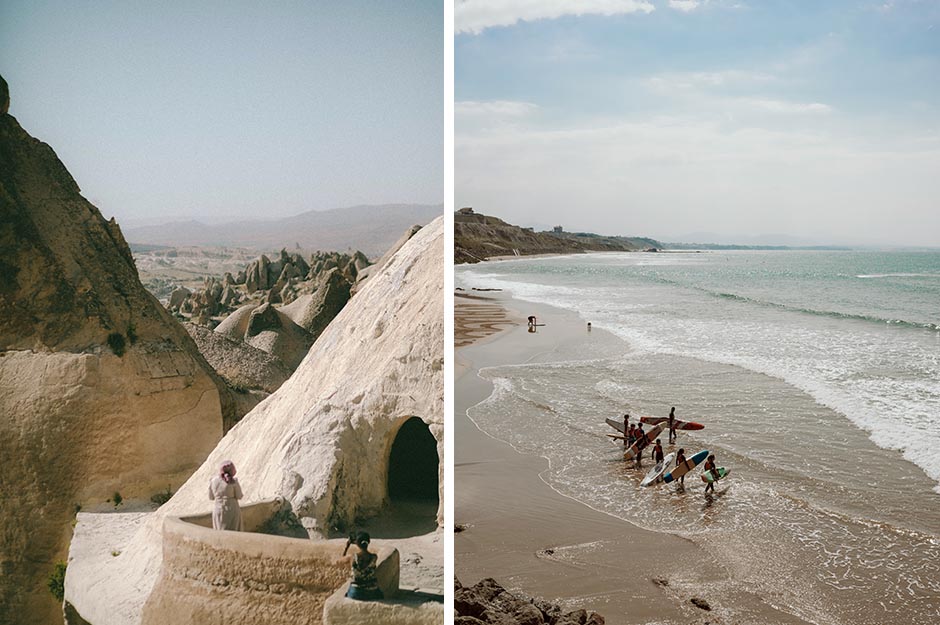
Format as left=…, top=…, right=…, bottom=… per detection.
left=343, top=531, right=383, bottom=600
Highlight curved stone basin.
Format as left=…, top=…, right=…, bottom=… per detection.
left=67, top=500, right=400, bottom=625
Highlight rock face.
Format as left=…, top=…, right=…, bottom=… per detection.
left=65, top=217, right=444, bottom=624
left=354, top=224, right=422, bottom=289
left=454, top=208, right=660, bottom=264
left=166, top=249, right=361, bottom=325
left=279, top=267, right=352, bottom=338
left=455, top=578, right=605, bottom=625
left=214, top=301, right=313, bottom=370
left=183, top=323, right=291, bottom=393
left=0, top=76, right=232, bottom=624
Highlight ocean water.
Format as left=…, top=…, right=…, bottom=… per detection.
left=457, top=250, right=940, bottom=625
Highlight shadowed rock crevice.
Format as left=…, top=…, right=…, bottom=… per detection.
left=389, top=417, right=440, bottom=504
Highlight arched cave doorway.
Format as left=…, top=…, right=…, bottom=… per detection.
left=387, top=417, right=439, bottom=504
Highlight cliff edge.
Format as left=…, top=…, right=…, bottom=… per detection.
left=0, top=75, right=232, bottom=624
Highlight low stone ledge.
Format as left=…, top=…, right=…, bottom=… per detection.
left=323, top=585, right=444, bottom=625
left=141, top=508, right=401, bottom=625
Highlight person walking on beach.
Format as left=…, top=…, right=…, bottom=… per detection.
left=527, top=315, right=537, bottom=327
left=703, top=454, right=718, bottom=494
left=627, top=424, right=637, bottom=447
left=667, top=407, right=677, bottom=444
left=674, top=449, right=687, bottom=486
left=651, top=439, right=664, bottom=465
left=209, top=460, right=243, bottom=531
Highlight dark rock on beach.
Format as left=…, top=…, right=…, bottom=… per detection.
left=455, top=578, right=605, bottom=625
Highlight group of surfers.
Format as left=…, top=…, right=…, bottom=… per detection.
left=621, top=409, right=721, bottom=493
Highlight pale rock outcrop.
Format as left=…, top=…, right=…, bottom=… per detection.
left=183, top=323, right=291, bottom=393
left=0, top=76, right=232, bottom=625
left=65, top=217, right=443, bottom=625
left=355, top=224, right=422, bottom=289
left=168, top=286, right=192, bottom=310
left=244, top=303, right=312, bottom=369
left=279, top=267, right=352, bottom=338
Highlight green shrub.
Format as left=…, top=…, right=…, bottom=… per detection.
left=107, top=332, right=126, bottom=356
left=47, top=561, right=67, bottom=602
left=150, top=486, right=173, bottom=506
left=112, top=492, right=123, bottom=507
left=126, top=324, right=138, bottom=345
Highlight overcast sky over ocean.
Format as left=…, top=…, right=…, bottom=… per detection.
left=1, top=1, right=443, bottom=226
left=456, top=0, right=940, bottom=247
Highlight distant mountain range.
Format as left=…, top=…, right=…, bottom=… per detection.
left=124, top=203, right=443, bottom=258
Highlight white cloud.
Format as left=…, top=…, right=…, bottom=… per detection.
left=744, top=98, right=833, bottom=114
left=456, top=115, right=940, bottom=246
left=669, top=0, right=702, bottom=12
left=646, top=69, right=776, bottom=91
left=456, top=100, right=540, bottom=117
left=456, top=0, right=655, bottom=35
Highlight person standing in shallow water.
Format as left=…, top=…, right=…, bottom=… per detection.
left=209, top=460, right=243, bottom=531
left=703, top=454, right=718, bottom=494
left=667, top=407, right=677, bottom=445
left=674, top=448, right=687, bottom=487
left=344, top=531, right=383, bottom=600
left=651, top=439, right=664, bottom=465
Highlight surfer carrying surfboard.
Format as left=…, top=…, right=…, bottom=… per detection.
left=703, top=454, right=718, bottom=493
left=634, top=424, right=648, bottom=468
left=674, top=449, right=687, bottom=486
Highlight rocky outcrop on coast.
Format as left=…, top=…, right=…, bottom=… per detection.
left=0, top=76, right=232, bottom=625
left=65, top=217, right=444, bottom=625
left=455, top=207, right=660, bottom=264
left=455, top=578, right=605, bottom=625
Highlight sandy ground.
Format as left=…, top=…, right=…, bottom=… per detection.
left=454, top=292, right=812, bottom=625
left=454, top=291, right=517, bottom=349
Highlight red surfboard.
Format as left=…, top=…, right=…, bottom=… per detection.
left=640, top=416, right=704, bottom=431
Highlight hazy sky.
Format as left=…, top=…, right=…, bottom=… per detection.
left=456, top=0, right=940, bottom=246
left=0, top=1, right=442, bottom=226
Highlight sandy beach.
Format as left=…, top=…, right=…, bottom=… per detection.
left=455, top=289, right=814, bottom=625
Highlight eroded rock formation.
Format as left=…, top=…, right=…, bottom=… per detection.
left=66, top=217, right=444, bottom=624
left=167, top=248, right=363, bottom=324
left=0, top=76, right=232, bottom=624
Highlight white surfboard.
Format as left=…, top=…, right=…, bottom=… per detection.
left=641, top=452, right=676, bottom=487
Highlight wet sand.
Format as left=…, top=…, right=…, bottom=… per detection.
left=454, top=291, right=516, bottom=349
left=455, top=292, right=814, bottom=625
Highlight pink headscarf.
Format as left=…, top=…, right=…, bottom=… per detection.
left=220, top=460, right=236, bottom=484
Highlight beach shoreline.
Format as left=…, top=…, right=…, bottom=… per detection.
left=455, top=290, right=812, bottom=625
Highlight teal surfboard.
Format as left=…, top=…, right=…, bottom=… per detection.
left=701, top=467, right=730, bottom=483
left=663, top=450, right=708, bottom=483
